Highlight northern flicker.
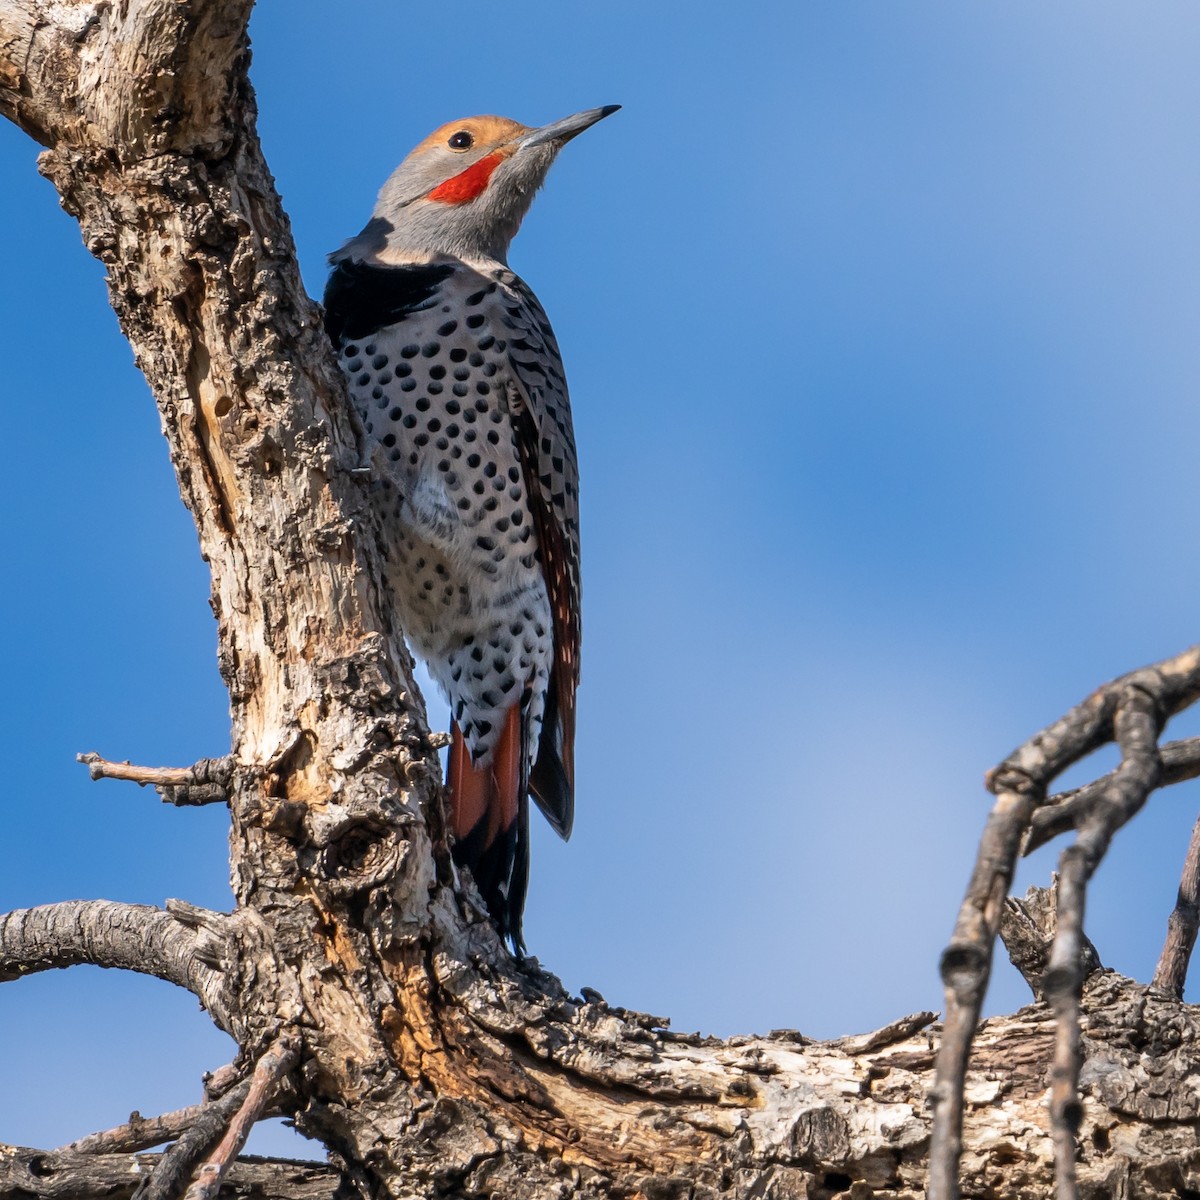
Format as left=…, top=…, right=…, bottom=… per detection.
left=323, top=106, right=618, bottom=951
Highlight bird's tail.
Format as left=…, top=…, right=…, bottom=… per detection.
left=447, top=704, right=529, bottom=952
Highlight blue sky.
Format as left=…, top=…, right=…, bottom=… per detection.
left=2, top=0, right=1199, bottom=1159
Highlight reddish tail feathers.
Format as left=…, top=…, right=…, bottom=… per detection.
left=447, top=705, right=529, bottom=951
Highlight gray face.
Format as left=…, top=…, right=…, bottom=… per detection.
left=335, top=108, right=619, bottom=266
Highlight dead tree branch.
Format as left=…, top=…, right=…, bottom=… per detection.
left=0, top=1143, right=338, bottom=1200
left=1154, top=808, right=1200, bottom=998
left=182, top=1034, right=299, bottom=1200
left=136, top=1082, right=253, bottom=1200
left=930, top=646, right=1200, bottom=1200
left=0, top=900, right=227, bottom=1023
left=62, top=1103, right=236, bottom=1158
left=77, top=752, right=233, bottom=806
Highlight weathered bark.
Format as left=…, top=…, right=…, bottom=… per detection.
left=3, top=3, right=1200, bottom=1198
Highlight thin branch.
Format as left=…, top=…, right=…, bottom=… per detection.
left=928, top=772, right=1042, bottom=1200
left=0, top=900, right=228, bottom=1024
left=0, top=1143, right=337, bottom=1200
left=62, top=1105, right=214, bottom=1157
left=1025, top=735, right=1200, bottom=855
left=1153, top=807, right=1200, bottom=998
left=183, top=1035, right=301, bottom=1200
left=1042, top=687, right=1162, bottom=1200
left=135, top=1082, right=251, bottom=1200
left=77, top=752, right=232, bottom=806
left=928, top=645, right=1200, bottom=1200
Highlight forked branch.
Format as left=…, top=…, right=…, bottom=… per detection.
left=929, top=645, right=1200, bottom=1200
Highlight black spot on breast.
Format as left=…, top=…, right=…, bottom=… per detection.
left=429, top=364, right=446, bottom=380
left=438, top=319, right=458, bottom=336
left=453, top=383, right=469, bottom=397
left=422, top=342, right=440, bottom=358
left=466, top=314, right=486, bottom=330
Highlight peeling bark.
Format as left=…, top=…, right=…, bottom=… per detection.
left=3, top=3, right=1200, bottom=1199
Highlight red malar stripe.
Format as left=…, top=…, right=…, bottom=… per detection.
left=428, top=152, right=504, bottom=204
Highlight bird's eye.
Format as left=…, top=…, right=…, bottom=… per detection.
left=448, top=130, right=474, bottom=151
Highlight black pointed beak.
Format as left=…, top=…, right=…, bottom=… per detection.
left=518, top=105, right=621, bottom=150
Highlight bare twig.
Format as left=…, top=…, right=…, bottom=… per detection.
left=0, top=1143, right=337, bottom=1200
left=1025, top=735, right=1200, bottom=855
left=183, top=1035, right=301, bottom=1200
left=928, top=772, right=1043, bottom=1200
left=1043, top=687, right=1162, bottom=1200
left=62, top=1105, right=213, bottom=1156
left=1153, top=808, right=1200, bottom=998
left=0, top=900, right=228, bottom=1026
left=77, top=752, right=233, bottom=806
left=929, top=645, right=1200, bottom=1200
left=135, top=1082, right=252, bottom=1200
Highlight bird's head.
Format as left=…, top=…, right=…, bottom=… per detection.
left=337, top=106, right=620, bottom=266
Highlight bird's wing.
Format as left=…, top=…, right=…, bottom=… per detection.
left=492, top=269, right=581, bottom=840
